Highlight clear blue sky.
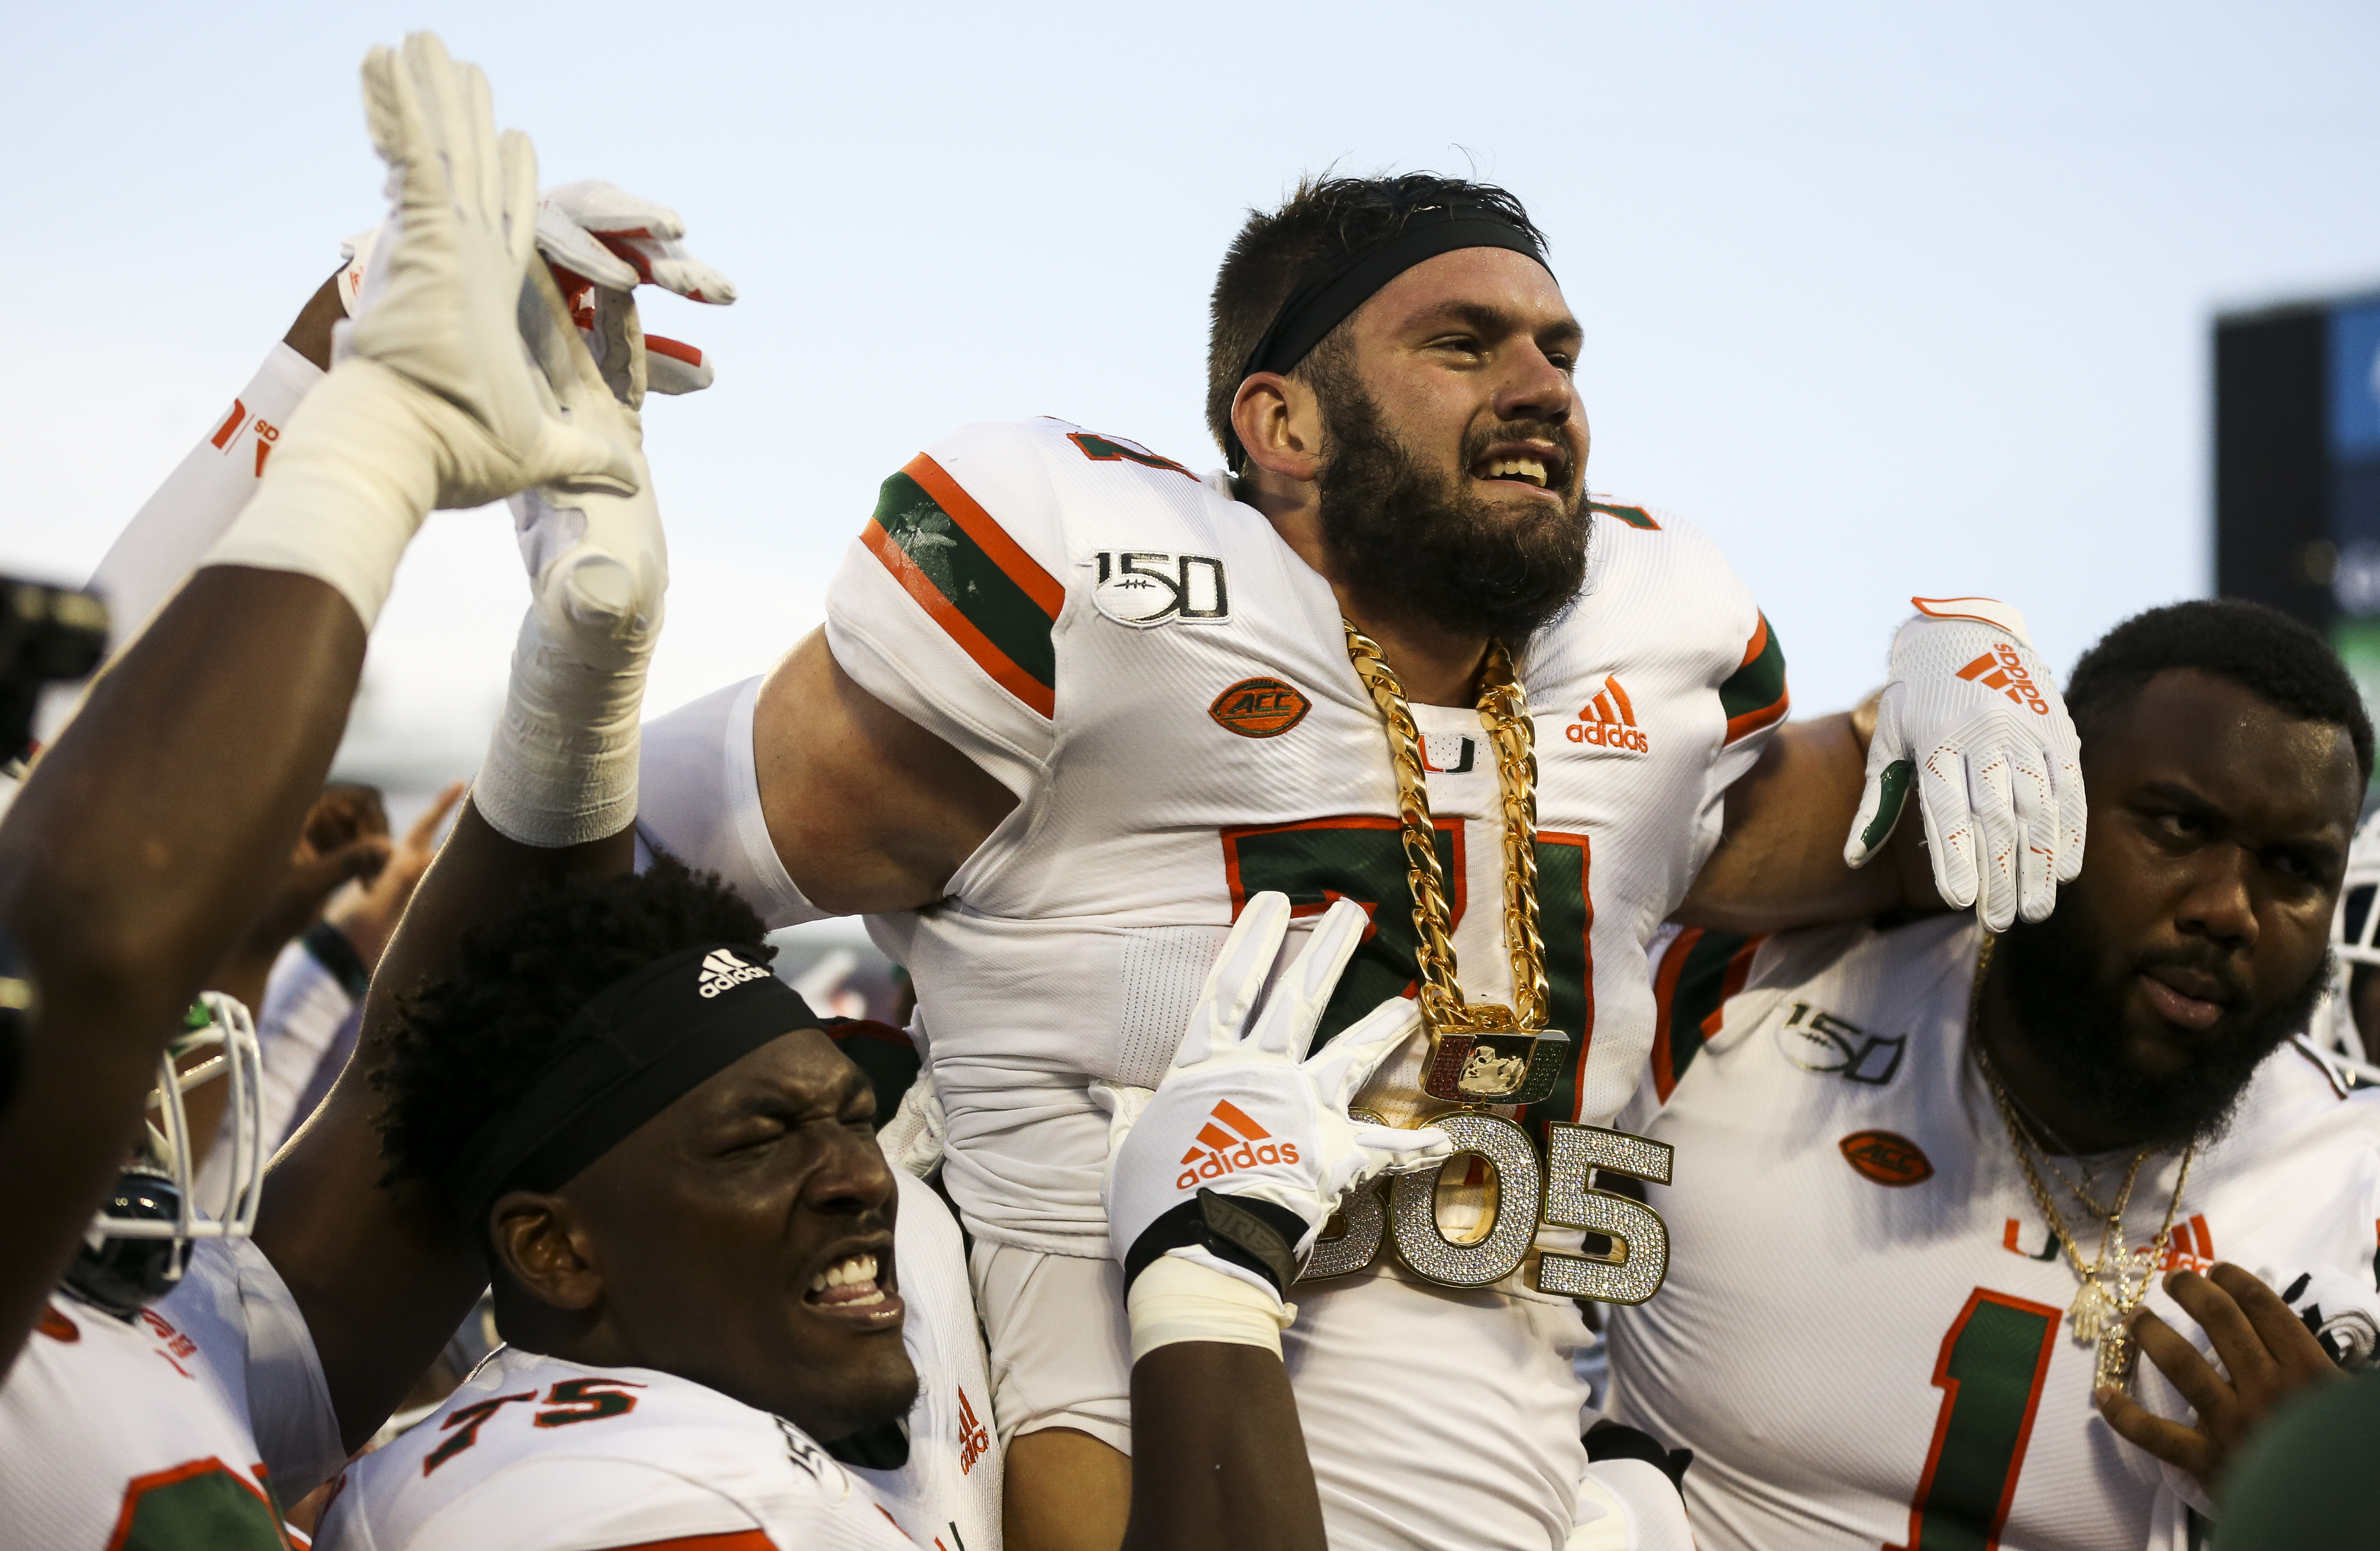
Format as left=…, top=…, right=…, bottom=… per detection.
left=6, top=1, right=2379, bottom=789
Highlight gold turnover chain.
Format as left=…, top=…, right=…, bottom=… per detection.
left=1342, top=622, right=1549, bottom=1049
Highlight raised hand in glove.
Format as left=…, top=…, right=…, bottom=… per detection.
left=341, top=179, right=734, bottom=395
left=1843, top=597, right=2085, bottom=931
left=1097, top=891, right=1451, bottom=1304
left=207, top=32, right=638, bottom=628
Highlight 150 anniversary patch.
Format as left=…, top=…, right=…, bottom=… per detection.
left=1087, top=550, right=1230, bottom=628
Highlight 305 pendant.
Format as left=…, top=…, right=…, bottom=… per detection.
left=1421, top=1002, right=1571, bottom=1104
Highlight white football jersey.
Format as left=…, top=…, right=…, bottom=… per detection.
left=818, top=416, right=1786, bottom=1255
left=317, top=1346, right=918, bottom=1551
left=1606, top=916, right=2380, bottom=1551
left=321, top=1170, right=993, bottom=1551
left=0, top=1237, right=342, bottom=1549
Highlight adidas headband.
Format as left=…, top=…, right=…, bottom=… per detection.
left=1223, top=203, right=1553, bottom=472
left=445, top=942, right=819, bottom=1226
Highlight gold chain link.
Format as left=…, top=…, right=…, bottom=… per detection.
left=1967, top=934, right=2195, bottom=1390
left=1343, top=622, right=1548, bottom=1038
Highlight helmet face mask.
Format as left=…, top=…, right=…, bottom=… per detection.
left=63, top=993, right=264, bottom=1317
left=2313, top=814, right=2380, bottom=1064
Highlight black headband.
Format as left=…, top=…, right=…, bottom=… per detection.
left=446, top=942, right=818, bottom=1225
left=1225, top=206, right=1553, bottom=470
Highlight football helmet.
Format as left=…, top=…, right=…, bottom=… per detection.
left=2312, top=810, right=2380, bottom=1065
left=63, top=992, right=264, bottom=1315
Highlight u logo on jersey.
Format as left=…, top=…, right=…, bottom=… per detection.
left=1421, top=733, right=1475, bottom=772
left=1567, top=675, right=1649, bottom=753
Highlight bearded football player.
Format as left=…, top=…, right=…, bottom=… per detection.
left=1608, top=600, right=2380, bottom=1551
left=627, top=173, right=2091, bottom=1551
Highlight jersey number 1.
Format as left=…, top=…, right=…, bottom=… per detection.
left=1890, top=1290, right=2060, bottom=1551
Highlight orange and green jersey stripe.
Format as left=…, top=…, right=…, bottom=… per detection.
left=1720, top=611, right=1789, bottom=744
left=861, top=453, right=1064, bottom=718
left=1649, top=927, right=1764, bottom=1103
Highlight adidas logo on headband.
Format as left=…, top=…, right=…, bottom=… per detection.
left=695, top=949, right=771, bottom=999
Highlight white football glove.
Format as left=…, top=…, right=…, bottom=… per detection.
left=341, top=179, right=734, bottom=396
left=472, top=258, right=667, bottom=849
left=876, top=1067, right=948, bottom=1180
left=1843, top=598, right=2085, bottom=931
left=205, top=33, right=637, bottom=627
left=1096, top=891, right=1451, bottom=1299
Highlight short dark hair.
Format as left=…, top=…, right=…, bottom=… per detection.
left=2065, top=599, right=2374, bottom=784
left=1205, top=173, right=1550, bottom=459
left=372, top=855, right=774, bottom=1219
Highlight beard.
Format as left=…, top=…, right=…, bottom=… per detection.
left=1309, top=358, right=1589, bottom=641
left=1996, top=890, right=2329, bottom=1149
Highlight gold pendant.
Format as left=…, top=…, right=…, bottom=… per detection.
left=2094, top=1324, right=2137, bottom=1393
left=1420, top=1001, right=1572, bottom=1104
left=2070, top=1277, right=2112, bottom=1344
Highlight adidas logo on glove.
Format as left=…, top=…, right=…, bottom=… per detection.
left=695, top=949, right=771, bottom=999
left=1955, top=645, right=2051, bottom=716
left=1175, top=1098, right=1300, bottom=1191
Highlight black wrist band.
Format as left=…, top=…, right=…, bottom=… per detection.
left=1123, top=1189, right=1306, bottom=1297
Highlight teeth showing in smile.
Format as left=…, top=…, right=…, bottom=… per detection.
left=807, top=1253, right=887, bottom=1308
left=1480, top=456, right=1549, bottom=487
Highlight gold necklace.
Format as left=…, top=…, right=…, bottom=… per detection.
left=1342, top=622, right=1567, bottom=1105
left=1967, top=936, right=2196, bottom=1391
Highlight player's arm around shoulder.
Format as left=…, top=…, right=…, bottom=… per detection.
left=749, top=418, right=1097, bottom=915
left=752, top=630, right=1020, bottom=914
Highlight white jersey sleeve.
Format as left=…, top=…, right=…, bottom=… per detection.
left=36, top=343, right=323, bottom=743
left=98, top=344, right=320, bottom=639
left=635, top=675, right=825, bottom=928
left=823, top=420, right=1078, bottom=801
left=162, top=1236, right=345, bottom=1502
left=195, top=931, right=362, bottom=1213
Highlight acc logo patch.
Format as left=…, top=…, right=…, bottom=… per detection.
left=1209, top=677, right=1311, bottom=738
left=1840, top=1130, right=1933, bottom=1186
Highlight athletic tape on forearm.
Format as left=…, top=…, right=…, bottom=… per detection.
left=199, top=359, right=442, bottom=628
left=472, top=580, right=654, bottom=848
left=1126, top=1250, right=1293, bottom=1363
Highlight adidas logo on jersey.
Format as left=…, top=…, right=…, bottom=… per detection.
left=957, top=1384, right=993, bottom=1474
left=1566, top=675, right=1649, bottom=753
left=696, top=949, right=771, bottom=999
left=1174, top=1098, right=1299, bottom=1191
left=1955, top=644, right=2051, bottom=717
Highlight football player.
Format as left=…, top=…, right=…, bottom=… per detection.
left=314, top=874, right=1446, bottom=1551
left=0, top=33, right=662, bottom=1542
left=1607, top=599, right=2380, bottom=1550
left=629, top=174, right=2090, bottom=1549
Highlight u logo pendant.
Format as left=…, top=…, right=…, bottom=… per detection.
left=1421, top=1003, right=1571, bottom=1104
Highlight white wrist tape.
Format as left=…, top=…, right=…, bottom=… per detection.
left=198, top=359, right=443, bottom=628
left=472, top=473, right=662, bottom=849
left=1126, top=1250, right=1293, bottom=1363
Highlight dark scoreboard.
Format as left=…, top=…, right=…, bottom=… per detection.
left=2216, top=292, right=2380, bottom=699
